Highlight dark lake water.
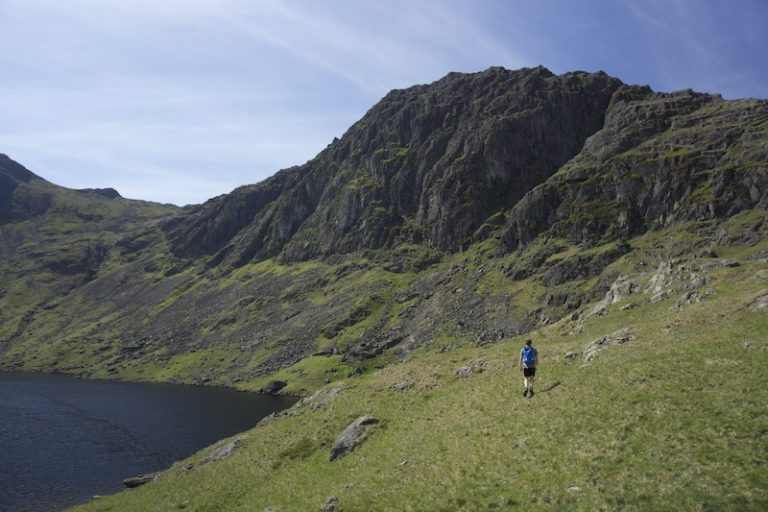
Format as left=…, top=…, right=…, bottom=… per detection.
left=0, top=372, right=297, bottom=512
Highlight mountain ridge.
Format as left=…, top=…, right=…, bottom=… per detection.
left=163, top=66, right=625, bottom=266
left=160, top=65, right=767, bottom=273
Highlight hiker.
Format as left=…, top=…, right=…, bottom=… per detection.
left=519, top=339, right=538, bottom=397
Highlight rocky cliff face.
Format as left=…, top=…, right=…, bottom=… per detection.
left=165, top=67, right=766, bottom=272
left=502, top=88, right=768, bottom=250
left=165, top=67, right=623, bottom=265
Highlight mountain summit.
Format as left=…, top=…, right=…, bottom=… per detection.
left=165, top=67, right=623, bottom=265
left=0, top=154, right=50, bottom=222
left=164, top=66, right=766, bottom=271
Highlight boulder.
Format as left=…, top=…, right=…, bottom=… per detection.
left=329, top=416, right=379, bottom=461
left=347, top=367, right=364, bottom=377
left=260, top=380, right=288, bottom=394
left=392, top=380, right=414, bottom=392
left=322, top=495, right=339, bottom=512
left=122, top=471, right=162, bottom=488
left=582, top=328, right=634, bottom=365
left=201, top=438, right=241, bottom=464
left=181, top=438, right=243, bottom=473
left=456, top=358, right=486, bottom=378
left=746, top=294, right=768, bottom=312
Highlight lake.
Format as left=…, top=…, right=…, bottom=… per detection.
left=0, top=372, right=297, bottom=512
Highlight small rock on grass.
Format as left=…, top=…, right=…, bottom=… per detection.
left=329, top=416, right=379, bottom=461
left=181, top=438, right=242, bottom=472
left=392, top=379, right=414, bottom=391
left=456, top=358, right=486, bottom=378
left=322, top=495, right=338, bottom=512
left=202, top=438, right=241, bottom=463
left=122, top=471, right=162, bottom=488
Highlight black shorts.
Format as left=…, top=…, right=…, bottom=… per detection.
left=523, top=367, right=536, bottom=377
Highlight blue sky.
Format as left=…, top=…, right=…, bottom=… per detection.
left=1, top=0, right=766, bottom=205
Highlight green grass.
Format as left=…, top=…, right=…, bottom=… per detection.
left=69, top=257, right=768, bottom=512
left=117, top=348, right=234, bottom=383
left=243, top=354, right=362, bottom=394
left=661, top=147, right=697, bottom=159
left=5, top=172, right=768, bottom=510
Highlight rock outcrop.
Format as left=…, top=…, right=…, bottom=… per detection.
left=322, top=495, right=339, bottom=512
left=502, top=90, right=768, bottom=251
left=582, top=328, right=635, bottom=365
left=746, top=293, right=768, bottom=312
left=456, top=358, right=486, bottom=378
left=329, top=415, right=379, bottom=461
left=259, top=380, right=288, bottom=394
left=180, top=438, right=243, bottom=474
left=163, top=70, right=768, bottom=272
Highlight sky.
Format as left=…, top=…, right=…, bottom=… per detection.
left=0, top=0, right=766, bottom=205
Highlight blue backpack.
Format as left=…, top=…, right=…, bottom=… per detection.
left=522, top=346, right=536, bottom=366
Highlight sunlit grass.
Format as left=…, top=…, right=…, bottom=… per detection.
left=70, top=260, right=768, bottom=511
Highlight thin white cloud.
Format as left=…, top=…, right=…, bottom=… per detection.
left=0, top=0, right=533, bottom=205
left=195, top=0, right=525, bottom=93
left=623, top=0, right=767, bottom=97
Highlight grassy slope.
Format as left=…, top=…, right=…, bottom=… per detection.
left=70, top=243, right=768, bottom=511
left=0, top=183, right=179, bottom=365
left=1, top=252, right=423, bottom=391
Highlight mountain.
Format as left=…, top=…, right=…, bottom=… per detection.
left=3, top=66, right=768, bottom=511
left=165, top=67, right=622, bottom=264
left=163, top=67, right=767, bottom=269
left=1, top=66, right=766, bottom=388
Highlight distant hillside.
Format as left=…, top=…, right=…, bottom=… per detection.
left=0, top=156, right=179, bottom=361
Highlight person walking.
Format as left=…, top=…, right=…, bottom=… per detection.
left=519, top=339, right=538, bottom=397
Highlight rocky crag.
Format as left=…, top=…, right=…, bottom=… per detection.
left=1, top=66, right=766, bottom=392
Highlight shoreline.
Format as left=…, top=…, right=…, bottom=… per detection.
left=0, top=366, right=308, bottom=397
